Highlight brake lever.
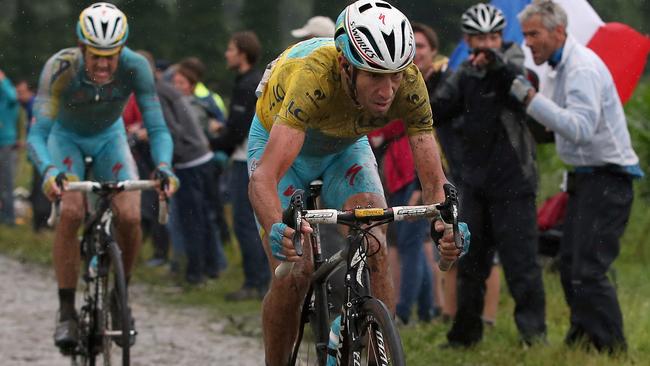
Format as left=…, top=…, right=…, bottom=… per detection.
left=282, top=190, right=304, bottom=256
left=155, top=172, right=170, bottom=225
left=47, top=173, right=68, bottom=227
left=276, top=190, right=305, bottom=278
left=435, top=183, right=462, bottom=271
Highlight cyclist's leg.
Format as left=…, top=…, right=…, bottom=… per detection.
left=48, top=127, right=85, bottom=348
left=49, top=128, right=86, bottom=288
left=320, top=136, right=393, bottom=310
left=92, top=122, right=141, bottom=277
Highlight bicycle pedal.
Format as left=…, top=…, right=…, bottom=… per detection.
left=105, top=329, right=137, bottom=337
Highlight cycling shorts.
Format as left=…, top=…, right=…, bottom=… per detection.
left=247, top=115, right=384, bottom=211
left=48, top=119, right=138, bottom=181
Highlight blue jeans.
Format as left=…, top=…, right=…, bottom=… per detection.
left=168, top=190, right=227, bottom=274
left=230, top=161, right=270, bottom=290
left=174, top=161, right=226, bottom=283
left=0, top=147, right=16, bottom=225
left=167, top=196, right=185, bottom=272
left=389, top=181, right=434, bottom=323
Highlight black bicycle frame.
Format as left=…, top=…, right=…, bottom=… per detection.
left=292, top=182, right=373, bottom=365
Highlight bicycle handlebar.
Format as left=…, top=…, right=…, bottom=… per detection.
left=275, top=183, right=463, bottom=278
left=47, top=180, right=169, bottom=227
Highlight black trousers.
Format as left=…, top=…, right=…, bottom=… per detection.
left=447, top=187, right=546, bottom=345
left=561, top=171, right=632, bottom=352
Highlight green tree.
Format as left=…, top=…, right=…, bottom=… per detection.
left=173, top=1, right=228, bottom=90
left=119, top=0, right=177, bottom=61
left=241, top=0, right=280, bottom=64
left=5, top=0, right=73, bottom=82
left=313, top=0, right=350, bottom=21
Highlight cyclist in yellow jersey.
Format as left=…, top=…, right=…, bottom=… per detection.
left=247, top=1, right=466, bottom=364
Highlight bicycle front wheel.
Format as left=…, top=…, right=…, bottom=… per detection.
left=344, top=298, right=405, bottom=366
left=105, top=240, right=131, bottom=366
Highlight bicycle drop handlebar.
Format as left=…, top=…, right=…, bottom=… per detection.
left=275, top=183, right=464, bottom=278
left=47, top=180, right=169, bottom=227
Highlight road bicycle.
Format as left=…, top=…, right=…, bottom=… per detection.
left=49, top=179, right=167, bottom=366
left=276, top=181, right=463, bottom=365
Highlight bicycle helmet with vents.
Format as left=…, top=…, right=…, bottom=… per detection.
left=461, top=3, right=506, bottom=35
left=334, top=0, right=415, bottom=73
left=77, top=2, right=128, bottom=56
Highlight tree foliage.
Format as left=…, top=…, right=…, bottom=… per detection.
left=0, top=0, right=646, bottom=98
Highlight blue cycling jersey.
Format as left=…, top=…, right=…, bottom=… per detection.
left=27, top=46, right=173, bottom=175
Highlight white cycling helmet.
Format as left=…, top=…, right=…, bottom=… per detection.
left=335, top=0, right=415, bottom=73
left=461, top=3, right=506, bottom=35
left=77, top=2, right=128, bottom=56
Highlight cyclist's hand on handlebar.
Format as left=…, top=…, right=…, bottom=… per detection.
left=432, top=219, right=461, bottom=263
left=432, top=220, right=471, bottom=262
left=153, top=164, right=179, bottom=198
left=42, top=169, right=67, bottom=201
left=270, top=221, right=313, bottom=262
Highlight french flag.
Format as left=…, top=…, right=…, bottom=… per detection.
left=448, top=0, right=650, bottom=103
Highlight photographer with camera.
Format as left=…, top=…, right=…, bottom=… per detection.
left=431, top=3, right=546, bottom=347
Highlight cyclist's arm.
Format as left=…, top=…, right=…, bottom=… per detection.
left=399, top=66, right=447, bottom=203
left=0, top=74, right=17, bottom=104
left=249, top=65, right=324, bottom=236
left=27, top=53, right=67, bottom=175
left=409, top=132, right=447, bottom=203
left=249, top=123, right=305, bottom=235
left=131, top=53, right=173, bottom=168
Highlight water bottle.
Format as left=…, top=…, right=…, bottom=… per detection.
left=326, top=315, right=342, bottom=366
left=88, top=255, right=98, bottom=278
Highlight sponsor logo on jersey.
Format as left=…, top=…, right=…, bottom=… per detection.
left=345, top=163, right=363, bottom=186
left=286, top=100, right=309, bottom=123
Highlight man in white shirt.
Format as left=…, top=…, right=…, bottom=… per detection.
left=513, top=0, right=642, bottom=353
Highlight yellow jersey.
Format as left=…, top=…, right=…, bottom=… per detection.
left=255, top=38, right=434, bottom=155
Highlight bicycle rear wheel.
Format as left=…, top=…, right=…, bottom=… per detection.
left=344, top=298, right=405, bottom=366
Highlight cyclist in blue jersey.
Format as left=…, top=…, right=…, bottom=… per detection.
left=26, top=2, right=178, bottom=353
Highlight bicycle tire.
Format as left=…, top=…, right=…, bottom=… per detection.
left=72, top=297, right=99, bottom=366
left=343, top=298, right=405, bottom=366
left=72, top=245, right=103, bottom=366
left=99, top=271, right=112, bottom=365
left=107, top=240, right=131, bottom=366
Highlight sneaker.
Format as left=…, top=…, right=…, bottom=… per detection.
left=54, top=313, right=79, bottom=355
left=109, top=290, right=136, bottom=347
left=145, top=257, right=167, bottom=268
left=225, top=287, right=259, bottom=302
